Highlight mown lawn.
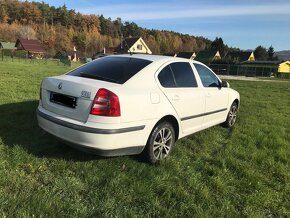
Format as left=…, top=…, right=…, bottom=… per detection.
left=0, top=60, right=289, bottom=217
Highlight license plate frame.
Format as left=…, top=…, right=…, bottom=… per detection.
left=50, top=92, right=77, bottom=108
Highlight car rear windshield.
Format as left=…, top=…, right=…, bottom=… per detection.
left=67, top=56, right=152, bottom=84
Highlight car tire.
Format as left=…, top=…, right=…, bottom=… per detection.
left=223, top=102, right=238, bottom=128
left=145, top=121, right=175, bottom=164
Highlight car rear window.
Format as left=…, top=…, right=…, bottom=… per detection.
left=67, top=56, right=152, bottom=84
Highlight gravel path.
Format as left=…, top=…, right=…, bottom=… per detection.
left=219, top=75, right=288, bottom=82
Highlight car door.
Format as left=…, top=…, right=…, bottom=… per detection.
left=193, top=63, right=229, bottom=127
left=157, top=62, right=205, bottom=134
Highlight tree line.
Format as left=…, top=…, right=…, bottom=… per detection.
left=0, top=0, right=277, bottom=61
left=254, top=45, right=277, bottom=61
left=0, top=0, right=213, bottom=57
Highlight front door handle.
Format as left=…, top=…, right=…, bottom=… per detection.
left=172, top=95, right=180, bottom=101
left=206, top=93, right=211, bottom=97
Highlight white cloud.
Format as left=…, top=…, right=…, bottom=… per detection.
left=79, top=4, right=290, bottom=20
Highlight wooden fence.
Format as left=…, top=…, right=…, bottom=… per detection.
left=209, top=64, right=277, bottom=77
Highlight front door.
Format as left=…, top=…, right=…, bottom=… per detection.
left=193, top=63, right=229, bottom=127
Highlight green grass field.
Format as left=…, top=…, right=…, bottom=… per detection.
left=0, top=60, right=289, bottom=217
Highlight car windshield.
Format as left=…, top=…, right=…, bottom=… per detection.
left=67, top=56, right=152, bottom=84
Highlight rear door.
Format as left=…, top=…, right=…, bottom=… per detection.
left=157, top=62, right=205, bottom=134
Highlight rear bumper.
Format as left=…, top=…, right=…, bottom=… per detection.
left=37, top=109, right=145, bottom=134
left=60, top=140, right=144, bottom=156
left=37, top=106, right=150, bottom=156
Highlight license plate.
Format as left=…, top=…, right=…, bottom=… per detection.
left=50, top=92, right=77, bottom=108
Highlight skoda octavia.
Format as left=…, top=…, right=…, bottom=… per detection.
left=37, top=54, right=240, bottom=164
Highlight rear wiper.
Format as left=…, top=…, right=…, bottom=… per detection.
left=80, top=72, right=119, bottom=83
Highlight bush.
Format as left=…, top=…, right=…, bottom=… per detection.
left=14, top=50, right=27, bottom=58
left=277, top=72, right=290, bottom=79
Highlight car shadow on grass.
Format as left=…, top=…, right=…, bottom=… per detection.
left=0, top=100, right=110, bottom=162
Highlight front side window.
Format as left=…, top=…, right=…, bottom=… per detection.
left=194, top=63, right=220, bottom=88
left=158, top=62, right=197, bottom=88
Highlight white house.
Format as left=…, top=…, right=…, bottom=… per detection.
left=115, top=37, right=152, bottom=54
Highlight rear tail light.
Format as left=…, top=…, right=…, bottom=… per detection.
left=90, top=88, right=121, bottom=117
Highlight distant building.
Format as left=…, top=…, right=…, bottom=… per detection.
left=15, top=38, right=45, bottom=58
left=225, top=51, right=255, bottom=63
left=195, top=50, right=221, bottom=64
left=0, top=41, right=16, bottom=59
left=115, top=37, right=152, bottom=54
left=0, top=42, right=16, bottom=50
left=103, top=47, right=116, bottom=54
left=239, top=61, right=290, bottom=78
left=176, top=52, right=196, bottom=60
left=278, top=61, right=290, bottom=73
left=68, top=46, right=79, bottom=62
left=241, top=61, right=290, bottom=73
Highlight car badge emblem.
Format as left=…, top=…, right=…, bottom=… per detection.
left=58, top=82, right=63, bottom=90
left=81, top=90, right=91, bottom=99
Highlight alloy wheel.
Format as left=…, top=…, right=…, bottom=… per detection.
left=228, top=105, right=238, bottom=126
left=153, top=127, right=173, bottom=160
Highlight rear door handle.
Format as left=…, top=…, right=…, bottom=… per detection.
left=206, top=93, right=211, bottom=97
left=172, top=95, right=180, bottom=101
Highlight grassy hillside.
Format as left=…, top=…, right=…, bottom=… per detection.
left=275, top=50, right=290, bottom=61
left=0, top=60, right=289, bottom=217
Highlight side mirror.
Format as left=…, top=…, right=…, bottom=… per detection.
left=221, top=80, right=230, bottom=88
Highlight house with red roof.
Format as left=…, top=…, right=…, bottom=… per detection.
left=15, top=38, right=45, bottom=58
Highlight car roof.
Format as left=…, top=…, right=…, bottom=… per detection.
left=108, top=54, right=206, bottom=66
left=107, top=54, right=185, bottom=62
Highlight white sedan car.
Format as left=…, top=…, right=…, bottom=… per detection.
left=37, top=54, right=240, bottom=164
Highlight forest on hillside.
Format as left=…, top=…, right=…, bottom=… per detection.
left=0, top=0, right=217, bottom=57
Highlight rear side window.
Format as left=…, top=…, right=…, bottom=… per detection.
left=158, top=62, right=197, bottom=88
left=158, top=66, right=176, bottom=87
left=68, top=57, right=152, bottom=84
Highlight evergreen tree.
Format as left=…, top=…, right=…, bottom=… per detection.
left=254, top=45, right=268, bottom=60
left=268, top=45, right=275, bottom=60
left=210, top=37, right=225, bottom=57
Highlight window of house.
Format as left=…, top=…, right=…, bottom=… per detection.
left=137, top=44, right=142, bottom=50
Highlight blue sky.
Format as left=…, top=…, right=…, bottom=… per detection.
left=29, top=0, right=290, bottom=51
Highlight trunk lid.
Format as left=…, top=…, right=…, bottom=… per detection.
left=41, top=75, right=119, bottom=122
